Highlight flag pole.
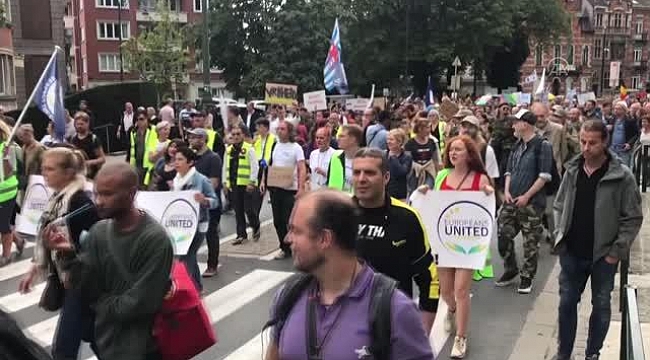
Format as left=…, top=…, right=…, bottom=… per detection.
left=7, top=46, right=62, bottom=143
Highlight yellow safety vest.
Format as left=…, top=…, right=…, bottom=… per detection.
left=143, top=139, right=171, bottom=186
left=253, top=133, right=276, bottom=163
left=0, top=142, right=18, bottom=203
left=224, top=142, right=256, bottom=188
left=130, top=125, right=159, bottom=170
left=206, top=129, right=217, bottom=150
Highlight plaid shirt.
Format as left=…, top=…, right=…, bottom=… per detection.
left=505, top=134, right=553, bottom=209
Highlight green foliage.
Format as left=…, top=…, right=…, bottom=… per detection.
left=122, top=0, right=191, bottom=97
left=208, top=0, right=572, bottom=97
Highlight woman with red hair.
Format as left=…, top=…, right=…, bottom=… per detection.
left=435, top=135, right=493, bottom=359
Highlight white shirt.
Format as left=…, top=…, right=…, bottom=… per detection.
left=270, top=141, right=305, bottom=190
left=270, top=118, right=280, bottom=136
left=309, top=147, right=336, bottom=190
left=123, top=111, right=134, bottom=131
left=344, top=157, right=353, bottom=191
left=485, top=145, right=500, bottom=179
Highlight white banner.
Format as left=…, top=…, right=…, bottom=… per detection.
left=303, top=90, right=328, bottom=111
left=345, top=98, right=369, bottom=112
left=610, top=62, right=621, bottom=88
left=410, top=191, right=495, bottom=270
left=16, top=175, right=199, bottom=255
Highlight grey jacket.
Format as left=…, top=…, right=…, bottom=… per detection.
left=553, top=151, right=643, bottom=261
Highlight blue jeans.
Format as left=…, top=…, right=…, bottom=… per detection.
left=51, top=289, right=97, bottom=360
left=180, top=231, right=206, bottom=292
left=557, top=252, right=617, bottom=358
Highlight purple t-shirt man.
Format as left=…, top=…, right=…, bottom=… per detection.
left=271, top=265, right=435, bottom=360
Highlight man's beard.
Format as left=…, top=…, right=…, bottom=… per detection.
left=295, top=254, right=326, bottom=274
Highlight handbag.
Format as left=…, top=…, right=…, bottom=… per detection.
left=38, top=256, right=64, bottom=312
left=105, top=221, right=217, bottom=360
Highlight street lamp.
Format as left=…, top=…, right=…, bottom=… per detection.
left=200, top=0, right=212, bottom=107
left=599, top=25, right=609, bottom=96
left=118, top=0, right=124, bottom=82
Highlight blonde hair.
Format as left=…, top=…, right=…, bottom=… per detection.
left=0, top=119, right=11, bottom=142
left=43, top=147, right=87, bottom=176
left=388, top=128, right=407, bottom=147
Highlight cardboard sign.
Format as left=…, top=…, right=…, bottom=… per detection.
left=265, top=83, right=298, bottom=105
left=577, top=92, right=596, bottom=105
left=439, top=99, right=459, bottom=120
left=345, top=98, right=370, bottom=112
left=266, top=166, right=294, bottom=188
left=410, top=190, right=496, bottom=270
left=303, top=90, right=328, bottom=111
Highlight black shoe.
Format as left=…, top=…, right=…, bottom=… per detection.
left=495, top=270, right=519, bottom=287
left=518, top=277, right=533, bottom=294
left=253, top=229, right=261, bottom=242
left=585, top=354, right=599, bottom=360
left=232, top=237, right=247, bottom=245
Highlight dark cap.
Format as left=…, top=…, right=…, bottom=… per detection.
left=514, top=109, right=537, bottom=125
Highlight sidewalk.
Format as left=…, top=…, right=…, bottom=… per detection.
left=509, top=194, right=650, bottom=359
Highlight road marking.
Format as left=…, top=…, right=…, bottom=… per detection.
left=203, top=269, right=292, bottom=323
left=224, top=329, right=272, bottom=360
left=0, top=258, right=34, bottom=282
left=0, top=283, right=45, bottom=312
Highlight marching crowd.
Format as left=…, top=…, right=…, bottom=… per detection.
left=0, top=92, right=644, bottom=360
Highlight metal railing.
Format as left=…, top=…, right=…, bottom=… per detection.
left=619, top=260, right=646, bottom=360
left=634, top=144, right=650, bottom=193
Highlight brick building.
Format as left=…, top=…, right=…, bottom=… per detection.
left=0, top=0, right=16, bottom=111
left=68, top=0, right=229, bottom=101
left=520, top=0, right=650, bottom=96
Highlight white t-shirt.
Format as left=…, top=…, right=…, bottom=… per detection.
left=485, top=145, right=500, bottom=179
left=270, top=141, right=305, bottom=190
left=270, top=118, right=280, bottom=136
left=344, top=157, right=353, bottom=191
left=309, top=147, right=336, bottom=190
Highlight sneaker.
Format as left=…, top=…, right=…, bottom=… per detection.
left=585, top=354, right=599, bottom=360
left=550, top=354, right=571, bottom=360
left=232, top=237, right=247, bottom=245
left=274, top=251, right=291, bottom=260
left=253, top=229, right=261, bottom=242
left=518, top=277, right=533, bottom=294
left=202, top=267, right=218, bottom=278
left=495, top=270, right=519, bottom=287
left=450, top=336, right=467, bottom=359
left=444, top=310, right=456, bottom=332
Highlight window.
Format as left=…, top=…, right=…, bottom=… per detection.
left=567, top=45, right=574, bottom=65
left=582, top=46, right=590, bottom=66
left=535, top=45, right=543, bottom=66
left=96, top=0, right=127, bottom=8
left=194, top=0, right=207, bottom=12
left=0, top=54, right=15, bottom=96
left=613, top=13, right=623, bottom=28
left=596, top=13, right=603, bottom=27
left=98, top=53, right=122, bottom=72
left=83, top=57, right=87, bottom=74
left=635, top=48, right=642, bottom=62
left=2, top=0, right=11, bottom=23
left=636, top=21, right=644, bottom=34
left=97, top=22, right=130, bottom=40
left=632, top=76, right=641, bottom=89
left=604, top=71, right=610, bottom=89
left=594, top=39, right=602, bottom=59
left=81, top=26, right=86, bottom=42
left=554, top=45, right=562, bottom=67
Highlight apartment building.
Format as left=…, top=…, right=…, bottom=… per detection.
left=69, top=0, right=229, bottom=101
left=520, top=0, right=650, bottom=96
left=0, top=0, right=15, bottom=110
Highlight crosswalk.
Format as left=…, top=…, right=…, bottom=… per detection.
left=0, top=240, right=451, bottom=360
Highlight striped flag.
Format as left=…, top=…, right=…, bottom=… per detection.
left=324, top=19, right=349, bottom=94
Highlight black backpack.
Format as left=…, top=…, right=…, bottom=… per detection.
left=534, top=138, right=561, bottom=195
left=263, top=272, right=397, bottom=360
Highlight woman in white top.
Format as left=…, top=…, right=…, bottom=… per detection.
left=261, top=120, right=306, bottom=259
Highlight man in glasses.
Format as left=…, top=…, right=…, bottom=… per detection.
left=126, top=110, right=158, bottom=187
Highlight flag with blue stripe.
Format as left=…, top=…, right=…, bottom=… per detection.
left=34, top=49, right=66, bottom=140
left=324, top=19, right=348, bottom=94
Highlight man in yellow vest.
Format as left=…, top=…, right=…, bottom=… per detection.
left=223, top=123, right=260, bottom=245
left=326, top=124, right=363, bottom=193
left=126, top=110, right=158, bottom=188
left=253, top=118, right=275, bottom=197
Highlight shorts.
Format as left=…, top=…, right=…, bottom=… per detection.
left=0, top=198, right=17, bottom=234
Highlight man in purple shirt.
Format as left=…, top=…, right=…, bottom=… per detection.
left=265, top=190, right=435, bottom=360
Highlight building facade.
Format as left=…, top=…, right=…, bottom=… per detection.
left=520, top=0, right=650, bottom=97
left=69, top=0, right=229, bottom=101
left=0, top=0, right=16, bottom=111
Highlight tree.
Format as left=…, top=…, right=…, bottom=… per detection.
left=122, top=0, right=191, bottom=98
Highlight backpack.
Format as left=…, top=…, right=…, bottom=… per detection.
left=534, top=139, right=561, bottom=195
left=263, top=272, right=398, bottom=360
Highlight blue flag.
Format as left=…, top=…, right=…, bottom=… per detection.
left=425, top=76, right=435, bottom=107
left=324, top=19, right=349, bottom=94
left=34, top=50, right=66, bottom=140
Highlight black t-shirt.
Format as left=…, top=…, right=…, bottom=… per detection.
left=565, top=158, right=609, bottom=260
left=70, top=133, right=103, bottom=178
left=194, top=149, right=222, bottom=188
left=405, top=138, right=438, bottom=165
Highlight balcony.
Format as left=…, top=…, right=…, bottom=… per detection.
left=137, top=0, right=187, bottom=23
left=634, top=32, right=649, bottom=42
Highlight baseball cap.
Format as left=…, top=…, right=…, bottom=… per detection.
left=460, top=115, right=480, bottom=127
left=514, top=109, right=537, bottom=125
left=186, top=128, right=208, bottom=137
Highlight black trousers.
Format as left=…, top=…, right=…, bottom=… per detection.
left=206, top=208, right=221, bottom=269
left=231, top=186, right=261, bottom=238
left=269, top=188, right=296, bottom=254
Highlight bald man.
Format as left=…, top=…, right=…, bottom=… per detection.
left=51, top=162, right=174, bottom=360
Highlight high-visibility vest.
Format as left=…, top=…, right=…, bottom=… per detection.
left=326, top=150, right=353, bottom=193
left=224, top=142, right=256, bottom=188
left=130, top=125, right=158, bottom=170
left=253, top=133, right=276, bottom=163
left=143, top=139, right=170, bottom=186
left=206, top=129, right=217, bottom=150
left=0, top=142, right=18, bottom=203
left=436, top=121, right=447, bottom=152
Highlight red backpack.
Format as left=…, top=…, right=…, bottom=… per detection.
left=153, top=261, right=217, bottom=360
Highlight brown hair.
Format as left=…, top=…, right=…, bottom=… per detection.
left=341, top=124, right=363, bottom=145
left=443, top=135, right=488, bottom=176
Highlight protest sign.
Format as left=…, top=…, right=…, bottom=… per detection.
left=345, top=98, right=369, bottom=112
left=135, top=191, right=199, bottom=255
left=439, top=99, right=459, bottom=120
left=410, top=190, right=495, bottom=270
left=577, top=92, right=596, bottom=105
left=16, top=176, right=94, bottom=236
left=303, top=90, right=328, bottom=111
left=518, top=93, right=532, bottom=105
left=265, top=83, right=298, bottom=105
